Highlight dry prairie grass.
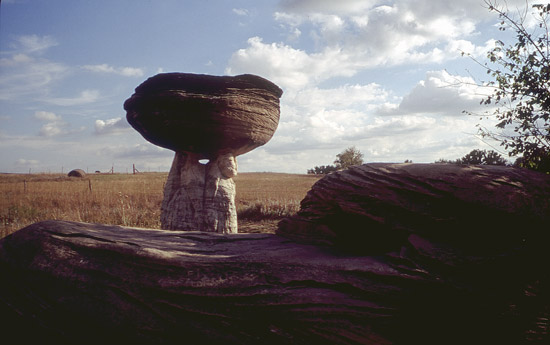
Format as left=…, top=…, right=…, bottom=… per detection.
left=0, top=172, right=320, bottom=238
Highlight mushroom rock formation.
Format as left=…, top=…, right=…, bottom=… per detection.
left=124, top=73, right=282, bottom=233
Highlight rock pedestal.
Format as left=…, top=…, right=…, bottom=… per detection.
left=124, top=73, right=282, bottom=233
left=161, top=152, right=238, bottom=233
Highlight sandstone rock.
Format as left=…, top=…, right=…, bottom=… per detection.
left=1, top=220, right=549, bottom=344
left=161, top=152, right=238, bottom=233
left=278, top=163, right=550, bottom=257
left=124, top=73, right=282, bottom=233
left=67, top=169, right=86, bottom=177
left=124, top=73, right=283, bottom=159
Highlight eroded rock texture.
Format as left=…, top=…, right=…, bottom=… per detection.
left=161, top=152, right=238, bottom=233
left=124, top=73, right=283, bottom=159
left=278, top=163, right=550, bottom=255
left=1, top=218, right=549, bottom=344
left=124, top=73, right=282, bottom=233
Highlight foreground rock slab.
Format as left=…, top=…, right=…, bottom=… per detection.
left=1, top=219, right=549, bottom=344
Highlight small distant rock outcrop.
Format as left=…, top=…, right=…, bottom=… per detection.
left=124, top=73, right=283, bottom=233
left=67, top=169, right=86, bottom=178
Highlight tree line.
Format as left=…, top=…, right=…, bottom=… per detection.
left=308, top=147, right=512, bottom=175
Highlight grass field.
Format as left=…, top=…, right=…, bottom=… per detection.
left=0, top=172, right=320, bottom=238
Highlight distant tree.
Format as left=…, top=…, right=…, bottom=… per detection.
left=334, top=146, right=364, bottom=170
left=307, top=165, right=338, bottom=175
left=459, top=149, right=486, bottom=165
left=435, top=158, right=460, bottom=164
left=307, top=146, right=364, bottom=174
left=483, top=150, right=509, bottom=165
left=404, top=159, right=413, bottom=163
left=436, top=149, right=508, bottom=165
left=463, top=1, right=550, bottom=173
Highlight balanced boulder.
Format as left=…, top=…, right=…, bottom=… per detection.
left=124, top=73, right=282, bottom=159
left=124, top=73, right=283, bottom=233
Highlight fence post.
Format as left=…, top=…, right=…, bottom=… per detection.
left=88, top=179, right=92, bottom=193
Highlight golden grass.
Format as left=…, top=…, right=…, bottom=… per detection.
left=0, top=172, right=320, bottom=238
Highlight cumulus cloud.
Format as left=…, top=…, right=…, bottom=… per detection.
left=94, top=117, right=130, bottom=135
left=226, top=37, right=358, bottom=90
left=393, top=70, right=493, bottom=116
left=288, top=83, right=389, bottom=111
left=38, top=122, right=66, bottom=137
left=34, top=111, right=61, bottom=122
left=82, top=64, right=144, bottom=77
left=228, top=0, right=516, bottom=89
left=34, top=110, right=84, bottom=137
left=224, top=0, right=527, bottom=171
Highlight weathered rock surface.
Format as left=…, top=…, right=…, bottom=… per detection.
left=1, top=219, right=549, bottom=344
left=124, top=73, right=283, bottom=159
left=67, top=168, right=86, bottom=177
left=161, top=152, right=238, bottom=233
left=278, top=163, right=550, bottom=256
left=124, top=72, right=282, bottom=233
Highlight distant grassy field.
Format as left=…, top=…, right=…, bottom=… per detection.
left=0, top=172, right=320, bottom=238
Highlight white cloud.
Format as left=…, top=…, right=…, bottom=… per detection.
left=33, top=111, right=85, bottom=137
left=82, top=64, right=144, bottom=77
left=34, top=111, right=61, bottom=122
left=39, top=121, right=65, bottom=137
left=227, top=1, right=490, bottom=90
left=252, top=0, right=498, bottom=83
left=288, top=83, right=389, bottom=111
left=116, top=144, right=172, bottom=159
left=94, top=117, right=130, bottom=135
left=46, top=89, right=100, bottom=106
left=0, top=54, right=69, bottom=101
left=97, top=143, right=172, bottom=160
left=394, top=70, right=493, bottom=116
left=15, top=158, right=40, bottom=167
left=226, top=37, right=358, bottom=90
left=279, top=0, right=380, bottom=14
left=222, top=0, right=537, bottom=172
left=14, top=34, right=58, bottom=54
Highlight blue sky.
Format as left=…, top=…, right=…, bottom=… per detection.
left=0, top=0, right=546, bottom=173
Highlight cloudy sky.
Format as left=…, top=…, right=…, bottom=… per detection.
left=0, top=0, right=544, bottom=173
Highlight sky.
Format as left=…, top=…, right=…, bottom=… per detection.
left=0, top=0, right=547, bottom=174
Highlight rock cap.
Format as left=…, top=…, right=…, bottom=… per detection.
left=124, top=73, right=282, bottom=158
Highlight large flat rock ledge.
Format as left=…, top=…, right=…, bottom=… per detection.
left=1, top=219, right=549, bottom=344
